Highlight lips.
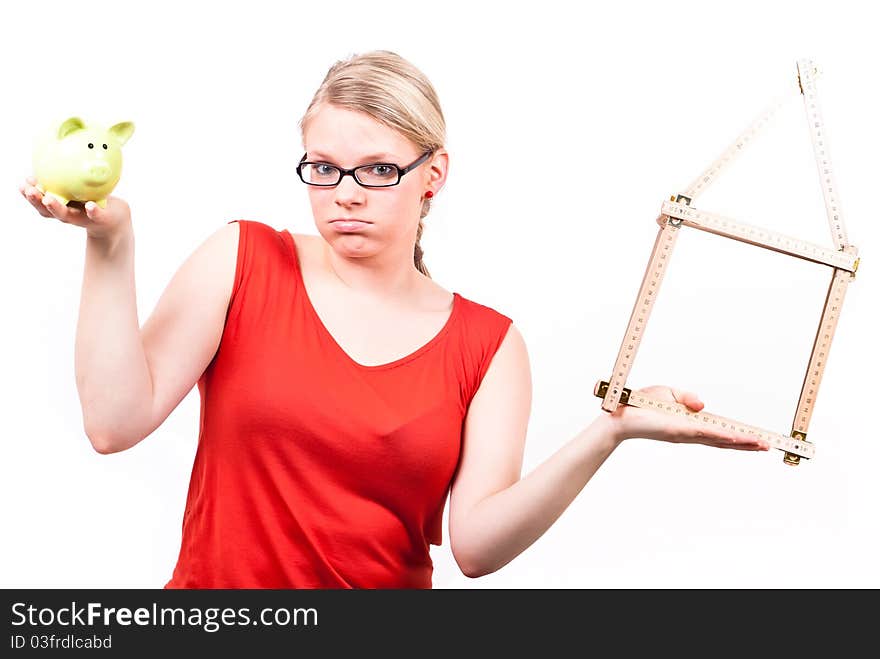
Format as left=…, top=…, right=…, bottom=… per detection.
left=330, top=219, right=372, bottom=233
left=331, top=218, right=371, bottom=223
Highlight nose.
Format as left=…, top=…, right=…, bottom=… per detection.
left=333, top=172, right=366, bottom=205
left=90, top=163, right=110, bottom=177
left=86, top=162, right=112, bottom=184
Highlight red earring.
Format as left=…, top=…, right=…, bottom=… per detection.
left=424, top=190, right=434, bottom=199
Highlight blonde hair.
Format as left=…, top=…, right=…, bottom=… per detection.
left=298, top=50, right=446, bottom=278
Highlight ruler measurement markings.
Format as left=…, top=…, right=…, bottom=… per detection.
left=629, top=391, right=815, bottom=458
left=602, top=224, right=681, bottom=413
left=661, top=201, right=857, bottom=271
left=594, top=382, right=815, bottom=458
left=792, top=266, right=853, bottom=434
left=684, top=77, right=806, bottom=201
left=797, top=59, right=849, bottom=250
left=597, top=60, right=859, bottom=465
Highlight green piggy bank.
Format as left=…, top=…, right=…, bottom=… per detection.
left=32, top=116, right=135, bottom=208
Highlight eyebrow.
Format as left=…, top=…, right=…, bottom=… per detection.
left=307, top=151, right=398, bottom=162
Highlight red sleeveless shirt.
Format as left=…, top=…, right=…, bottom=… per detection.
left=164, top=220, right=513, bottom=589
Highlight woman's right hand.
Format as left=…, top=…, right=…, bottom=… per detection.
left=19, top=176, right=131, bottom=241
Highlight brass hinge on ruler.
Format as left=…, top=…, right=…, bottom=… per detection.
left=783, top=432, right=808, bottom=466
left=797, top=63, right=818, bottom=95
left=595, top=380, right=630, bottom=404
left=666, top=194, right=691, bottom=226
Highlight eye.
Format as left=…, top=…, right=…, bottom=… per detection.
left=88, top=143, right=94, bottom=149
left=370, top=165, right=394, bottom=176
left=102, top=144, right=108, bottom=149
left=315, top=164, right=336, bottom=175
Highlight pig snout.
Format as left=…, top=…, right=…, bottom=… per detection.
left=83, top=161, right=112, bottom=185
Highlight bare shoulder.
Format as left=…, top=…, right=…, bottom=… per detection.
left=490, top=322, right=529, bottom=373
left=207, top=221, right=241, bottom=302
left=164, top=220, right=241, bottom=320
left=217, top=220, right=241, bottom=252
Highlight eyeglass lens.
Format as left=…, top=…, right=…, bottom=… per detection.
left=300, top=163, right=399, bottom=186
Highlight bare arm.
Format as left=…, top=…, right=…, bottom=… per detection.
left=75, top=221, right=152, bottom=452
left=20, top=177, right=239, bottom=454
left=448, top=325, right=769, bottom=578
left=451, top=409, right=621, bottom=578
left=79, top=221, right=240, bottom=453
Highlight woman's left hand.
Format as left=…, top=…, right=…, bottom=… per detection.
left=604, top=384, right=770, bottom=451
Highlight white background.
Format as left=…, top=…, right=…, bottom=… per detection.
left=1, top=0, right=877, bottom=589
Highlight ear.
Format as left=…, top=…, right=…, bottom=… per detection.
left=108, top=121, right=135, bottom=146
left=57, top=117, right=86, bottom=140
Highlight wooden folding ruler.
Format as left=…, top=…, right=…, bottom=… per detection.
left=594, top=59, right=860, bottom=466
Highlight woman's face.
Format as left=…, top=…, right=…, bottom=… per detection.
left=302, top=104, right=439, bottom=260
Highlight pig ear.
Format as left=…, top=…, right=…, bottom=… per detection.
left=108, top=122, right=135, bottom=146
left=57, top=117, right=86, bottom=140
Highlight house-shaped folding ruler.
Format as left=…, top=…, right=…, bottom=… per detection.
left=594, top=59, right=860, bottom=466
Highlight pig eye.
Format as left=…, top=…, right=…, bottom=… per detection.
left=88, top=143, right=94, bottom=149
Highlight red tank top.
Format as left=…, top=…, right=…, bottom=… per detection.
left=164, top=219, right=513, bottom=588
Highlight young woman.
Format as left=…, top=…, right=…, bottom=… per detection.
left=19, top=50, right=768, bottom=589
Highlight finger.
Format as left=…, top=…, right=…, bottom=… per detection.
left=672, top=387, right=703, bottom=411
left=724, top=442, right=769, bottom=452
left=736, top=431, right=768, bottom=450
left=697, top=437, right=765, bottom=451
left=41, top=194, right=62, bottom=219
left=22, top=183, right=36, bottom=198
left=42, top=194, right=85, bottom=224
left=687, top=425, right=767, bottom=451
left=22, top=184, right=54, bottom=218
left=722, top=432, right=769, bottom=451
left=83, top=200, right=106, bottom=221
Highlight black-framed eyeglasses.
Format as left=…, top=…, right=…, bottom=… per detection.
left=296, top=150, right=433, bottom=188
